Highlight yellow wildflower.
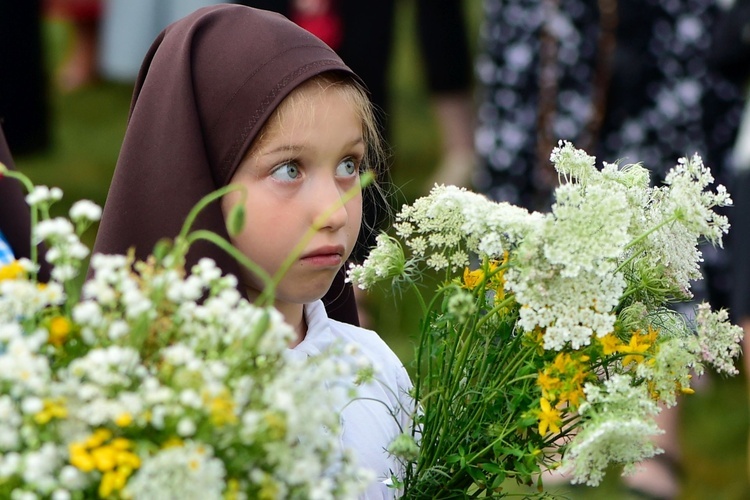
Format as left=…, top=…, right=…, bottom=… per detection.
left=91, top=446, right=118, bottom=472
left=34, top=398, right=67, bottom=425
left=225, top=479, right=241, bottom=500
left=69, top=443, right=96, bottom=472
left=99, top=468, right=129, bottom=498
left=85, top=428, right=112, bottom=448
left=207, top=391, right=238, bottom=427
left=536, top=371, right=561, bottom=400
left=48, top=316, right=71, bottom=347
left=162, top=436, right=184, bottom=449
left=560, top=387, right=585, bottom=409
left=462, top=267, right=485, bottom=290
left=114, top=412, right=133, bottom=427
left=70, top=430, right=140, bottom=497
left=537, top=398, right=562, bottom=436
left=598, top=332, right=621, bottom=355
left=620, top=332, right=652, bottom=366
left=0, top=260, right=24, bottom=281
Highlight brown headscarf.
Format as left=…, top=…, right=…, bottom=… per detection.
left=92, top=4, right=360, bottom=324
left=0, top=125, right=51, bottom=281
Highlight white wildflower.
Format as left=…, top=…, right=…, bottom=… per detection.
left=636, top=337, right=699, bottom=407
left=68, top=200, right=102, bottom=222
left=692, top=302, right=743, bottom=375
left=550, top=140, right=597, bottom=184
left=124, top=442, right=226, bottom=499
left=561, top=374, right=662, bottom=486
left=177, top=417, right=196, bottom=437
left=25, top=186, right=63, bottom=206
left=347, top=234, right=407, bottom=289
left=33, top=218, right=74, bottom=243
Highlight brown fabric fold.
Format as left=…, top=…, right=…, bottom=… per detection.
left=92, top=4, right=360, bottom=325
left=0, top=125, right=51, bottom=281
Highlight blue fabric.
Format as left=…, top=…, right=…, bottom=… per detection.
left=0, top=230, right=14, bottom=265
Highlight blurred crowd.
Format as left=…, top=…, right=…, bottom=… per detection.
left=3, top=1, right=750, bottom=498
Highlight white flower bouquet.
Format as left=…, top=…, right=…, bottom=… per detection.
left=0, top=165, right=370, bottom=499
left=349, top=142, right=744, bottom=497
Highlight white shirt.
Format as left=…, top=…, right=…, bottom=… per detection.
left=291, top=300, right=413, bottom=499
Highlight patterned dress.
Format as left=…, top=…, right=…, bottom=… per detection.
left=476, top=0, right=743, bottom=208
left=475, top=0, right=744, bottom=309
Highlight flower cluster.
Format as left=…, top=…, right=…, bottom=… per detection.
left=349, top=141, right=743, bottom=495
left=0, top=166, right=370, bottom=499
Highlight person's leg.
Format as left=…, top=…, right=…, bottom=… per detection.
left=416, top=0, right=476, bottom=189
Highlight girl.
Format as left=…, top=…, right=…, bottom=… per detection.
left=91, top=4, right=411, bottom=498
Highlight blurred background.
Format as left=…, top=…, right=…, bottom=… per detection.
left=2, top=1, right=749, bottom=498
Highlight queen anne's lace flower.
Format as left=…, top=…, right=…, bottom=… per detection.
left=692, top=303, right=744, bottom=375
left=561, top=375, right=663, bottom=486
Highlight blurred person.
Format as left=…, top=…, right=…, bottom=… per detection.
left=45, top=0, right=102, bottom=92
left=237, top=0, right=477, bottom=189
left=475, top=1, right=745, bottom=498
left=0, top=0, right=50, bottom=154
left=708, top=0, right=750, bottom=484
left=98, top=0, right=224, bottom=83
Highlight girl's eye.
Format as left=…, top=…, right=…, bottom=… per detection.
left=336, top=158, right=358, bottom=177
left=270, top=162, right=300, bottom=181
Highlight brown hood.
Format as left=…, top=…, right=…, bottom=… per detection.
left=92, top=5, right=360, bottom=324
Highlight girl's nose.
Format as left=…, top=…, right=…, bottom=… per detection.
left=314, top=177, right=349, bottom=231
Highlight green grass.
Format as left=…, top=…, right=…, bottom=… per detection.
left=10, top=7, right=750, bottom=499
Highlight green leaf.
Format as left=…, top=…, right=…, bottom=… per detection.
left=226, top=202, right=246, bottom=237
left=466, top=466, right=487, bottom=485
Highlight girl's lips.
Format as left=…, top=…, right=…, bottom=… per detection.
left=300, top=246, right=345, bottom=267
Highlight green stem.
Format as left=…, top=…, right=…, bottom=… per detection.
left=184, top=230, right=275, bottom=306
left=177, top=184, right=245, bottom=243
left=2, top=167, right=39, bottom=275
left=475, top=295, right=516, bottom=331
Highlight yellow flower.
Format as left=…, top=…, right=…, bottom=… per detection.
left=162, top=436, right=184, bottom=449
left=69, top=443, right=96, bottom=472
left=536, top=371, right=561, bottom=400
left=620, top=332, right=652, bottom=366
left=91, top=446, right=118, bottom=472
left=69, top=430, right=140, bottom=497
left=0, top=260, right=24, bottom=281
left=225, top=479, right=241, bottom=500
left=85, top=429, right=112, bottom=448
left=99, top=469, right=129, bottom=498
left=34, top=398, right=67, bottom=425
left=537, top=398, right=562, bottom=436
left=560, top=387, right=585, bottom=409
left=48, top=316, right=71, bottom=347
left=462, top=267, right=485, bottom=290
left=114, top=412, right=133, bottom=427
left=207, top=391, right=238, bottom=427
left=598, top=332, right=621, bottom=355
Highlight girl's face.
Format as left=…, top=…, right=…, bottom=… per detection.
left=222, top=80, right=364, bottom=308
